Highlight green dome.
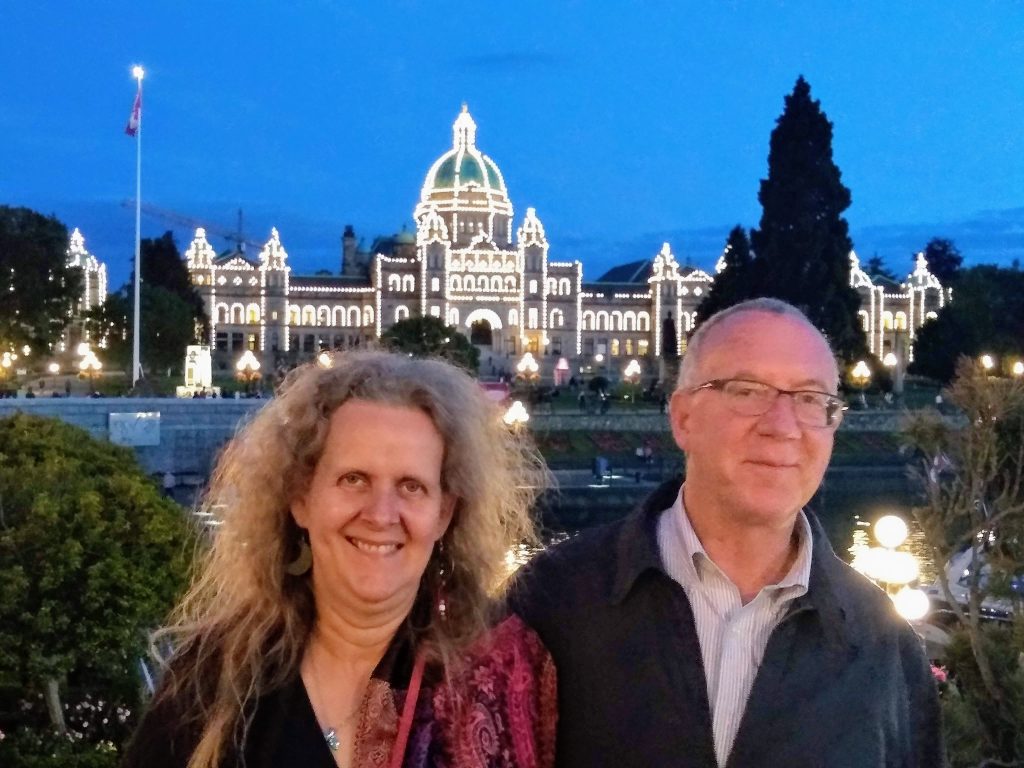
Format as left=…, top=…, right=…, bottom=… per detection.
left=420, top=106, right=508, bottom=199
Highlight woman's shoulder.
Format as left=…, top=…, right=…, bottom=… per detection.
left=428, top=615, right=557, bottom=768
left=463, top=614, right=553, bottom=678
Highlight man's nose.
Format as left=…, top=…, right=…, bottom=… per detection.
left=362, top=487, right=400, bottom=525
left=757, top=393, right=803, bottom=438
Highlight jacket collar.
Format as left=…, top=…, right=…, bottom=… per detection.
left=611, top=477, right=857, bottom=648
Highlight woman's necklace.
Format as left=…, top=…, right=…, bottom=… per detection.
left=308, top=646, right=363, bottom=754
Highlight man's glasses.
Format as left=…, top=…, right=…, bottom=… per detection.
left=691, top=378, right=847, bottom=429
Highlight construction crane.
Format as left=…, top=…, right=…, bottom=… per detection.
left=120, top=200, right=262, bottom=253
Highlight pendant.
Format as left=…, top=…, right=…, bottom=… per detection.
left=323, top=727, right=340, bottom=752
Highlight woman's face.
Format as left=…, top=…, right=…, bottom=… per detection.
left=291, top=399, right=454, bottom=618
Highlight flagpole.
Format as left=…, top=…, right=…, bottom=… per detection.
left=131, top=65, right=144, bottom=387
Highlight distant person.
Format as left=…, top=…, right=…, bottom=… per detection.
left=161, top=471, right=175, bottom=498
left=24, top=385, right=35, bottom=399
left=512, top=298, right=942, bottom=767
left=124, top=351, right=555, bottom=768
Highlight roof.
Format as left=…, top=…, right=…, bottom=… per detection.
left=595, top=259, right=653, bottom=284
left=420, top=106, right=508, bottom=198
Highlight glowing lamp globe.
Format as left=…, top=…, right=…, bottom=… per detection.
left=892, top=587, right=930, bottom=621
left=874, top=515, right=908, bottom=549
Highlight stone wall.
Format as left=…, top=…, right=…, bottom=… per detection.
left=0, top=398, right=952, bottom=487
left=0, top=398, right=267, bottom=480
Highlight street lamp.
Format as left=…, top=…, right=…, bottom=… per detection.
left=850, top=514, right=929, bottom=621
left=851, top=360, right=871, bottom=408
left=516, top=352, right=540, bottom=385
left=235, top=350, right=261, bottom=395
left=624, top=358, right=642, bottom=406
left=1012, top=360, right=1023, bottom=378
left=980, top=354, right=995, bottom=373
left=78, top=350, right=102, bottom=393
left=317, top=350, right=333, bottom=368
left=502, top=400, right=530, bottom=431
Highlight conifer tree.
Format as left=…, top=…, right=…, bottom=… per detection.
left=696, top=226, right=753, bottom=321
left=747, top=76, right=865, bottom=359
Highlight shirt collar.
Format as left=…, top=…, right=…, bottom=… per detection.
left=661, top=486, right=812, bottom=597
left=611, top=478, right=852, bottom=652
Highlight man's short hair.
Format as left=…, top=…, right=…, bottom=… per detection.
left=676, top=298, right=832, bottom=390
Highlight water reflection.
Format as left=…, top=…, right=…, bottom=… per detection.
left=505, top=532, right=572, bottom=575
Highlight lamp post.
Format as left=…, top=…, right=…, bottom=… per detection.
left=851, top=360, right=871, bottom=409
left=516, top=351, right=540, bottom=388
left=851, top=514, right=929, bottom=621
left=78, top=350, right=102, bottom=394
left=502, top=400, right=530, bottom=432
left=0, top=352, right=12, bottom=387
left=1013, top=360, right=1024, bottom=378
left=624, top=358, right=642, bottom=407
left=235, top=350, right=261, bottom=396
left=980, top=354, right=995, bottom=374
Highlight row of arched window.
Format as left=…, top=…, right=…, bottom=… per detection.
left=545, top=277, right=573, bottom=296
left=214, top=303, right=260, bottom=325
left=581, top=310, right=652, bottom=332
left=386, top=274, right=416, bottom=293
left=451, top=274, right=516, bottom=293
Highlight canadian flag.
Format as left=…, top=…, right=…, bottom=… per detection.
left=125, top=88, right=141, bottom=136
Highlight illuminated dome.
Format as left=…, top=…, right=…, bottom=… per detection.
left=415, top=105, right=514, bottom=246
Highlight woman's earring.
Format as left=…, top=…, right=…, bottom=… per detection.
left=436, top=539, right=449, bottom=620
left=285, top=533, right=313, bottom=576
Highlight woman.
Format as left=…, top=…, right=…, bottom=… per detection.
left=123, top=351, right=555, bottom=768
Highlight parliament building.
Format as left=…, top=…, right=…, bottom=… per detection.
left=80, top=106, right=950, bottom=382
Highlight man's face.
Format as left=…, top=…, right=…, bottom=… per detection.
left=670, top=311, right=838, bottom=531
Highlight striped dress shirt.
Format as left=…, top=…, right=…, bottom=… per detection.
left=656, top=488, right=813, bottom=767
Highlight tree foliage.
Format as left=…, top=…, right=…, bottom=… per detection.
left=380, top=315, right=480, bottom=372
left=700, top=77, right=865, bottom=359
left=920, top=237, right=963, bottom=285
left=864, top=254, right=897, bottom=282
left=86, top=232, right=208, bottom=376
left=903, top=360, right=1024, bottom=764
left=0, top=414, right=194, bottom=753
left=0, top=206, right=82, bottom=354
left=911, top=265, right=1024, bottom=383
left=696, top=226, right=753, bottom=320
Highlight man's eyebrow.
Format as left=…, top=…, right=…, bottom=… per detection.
left=728, top=372, right=834, bottom=392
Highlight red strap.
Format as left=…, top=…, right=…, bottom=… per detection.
left=388, top=652, right=426, bottom=768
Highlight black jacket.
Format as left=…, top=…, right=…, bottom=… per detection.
left=511, top=479, right=945, bottom=768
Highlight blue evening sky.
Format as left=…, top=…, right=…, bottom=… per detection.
left=2, top=1, right=1022, bottom=288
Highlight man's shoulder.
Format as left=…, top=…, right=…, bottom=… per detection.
left=816, top=550, right=922, bottom=640
left=509, top=514, right=638, bottom=617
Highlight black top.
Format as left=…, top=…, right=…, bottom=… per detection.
left=510, top=478, right=945, bottom=768
left=122, top=625, right=418, bottom=768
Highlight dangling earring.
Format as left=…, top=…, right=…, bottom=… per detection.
left=285, top=532, right=313, bottom=576
left=436, top=539, right=449, bottom=620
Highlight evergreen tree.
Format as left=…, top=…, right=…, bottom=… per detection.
left=696, top=226, right=753, bottom=320
left=0, top=206, right=82, bottom=354
left=864, top=254, right=897, bottom=282
left=747, top=76, right=865, bottom=359
left=138, top=231, right=209, bottom=338
left=919, top=237, right=962, bottom=285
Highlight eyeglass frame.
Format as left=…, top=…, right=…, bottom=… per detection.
left=689, top=377, right=848, bottom=429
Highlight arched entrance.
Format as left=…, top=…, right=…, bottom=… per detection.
left=463, top=308, right=503, bottom=348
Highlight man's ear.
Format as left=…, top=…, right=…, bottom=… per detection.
left=669, top=389, right=692, bottom=452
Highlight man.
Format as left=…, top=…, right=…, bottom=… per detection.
left=512, top=298, right=943, bottom=767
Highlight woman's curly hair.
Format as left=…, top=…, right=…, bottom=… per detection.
left=151, top=350, right=549, bottom=768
